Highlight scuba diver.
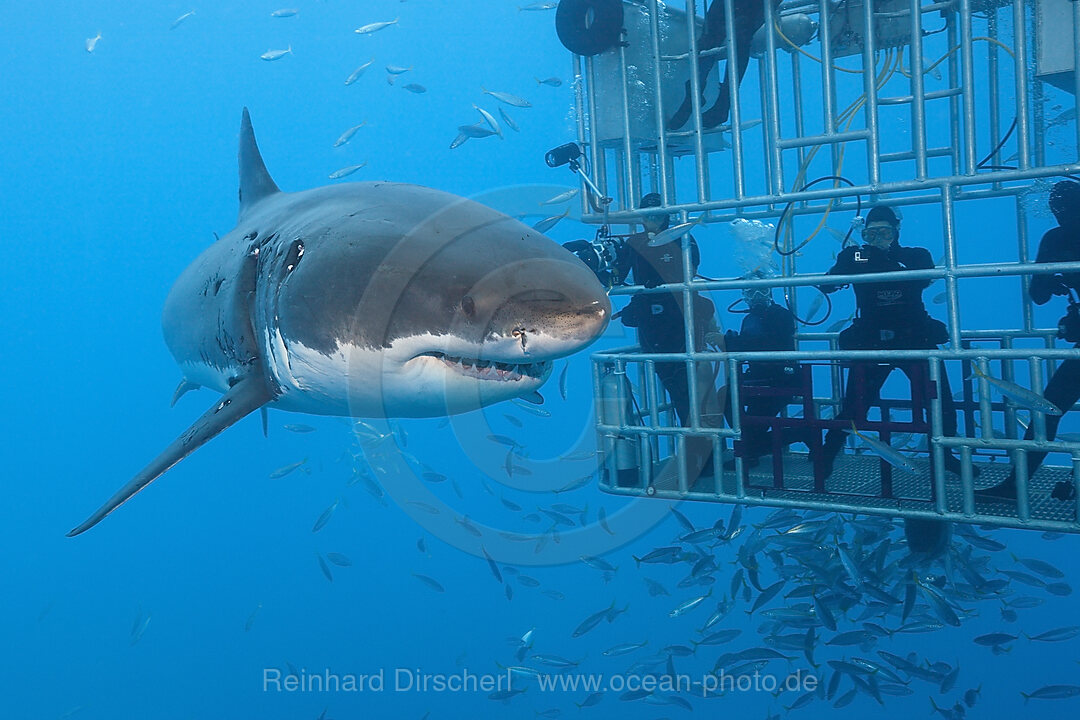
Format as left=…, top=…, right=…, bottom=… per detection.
left=668, top=0, right=781, bottom=131
left=814, top=205, right=970, bottom=482
left=617, top=194, right=723, bottom=431
left=563, top=193, right=723, bottom=481
left=978, top=180, right=1080, bottom=501
left=723, top=280, right=801, bottom=467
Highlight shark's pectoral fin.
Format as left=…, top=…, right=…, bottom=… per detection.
left=68, top=374, right=275, bottom=537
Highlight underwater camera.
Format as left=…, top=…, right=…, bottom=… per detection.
left=545, top=142, right=583, bottom=168
left=1058, top=302, right=1080, bottom=343
left=562, top=228, right=628, bottom=289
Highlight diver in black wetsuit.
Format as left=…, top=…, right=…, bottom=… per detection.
left=724, top=283, right=800, bottom=465
left=978, top=180, right=1080, bottom=501
left=668, top=0, right=781, bottom=130
left=815, top=205, right=968, bottom=482
left=617, top=194, right=722, bottom=429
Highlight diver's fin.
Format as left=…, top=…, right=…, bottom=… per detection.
left=68, top=375, right=274, bottom=536
left=170, top=378, right=201, bottom=407
left=238, top=107, right=280, bottom=220
left=260, top=407, right=269, bottom=437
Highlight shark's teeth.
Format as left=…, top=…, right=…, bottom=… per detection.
left=423, top=352, right=548, bottom=382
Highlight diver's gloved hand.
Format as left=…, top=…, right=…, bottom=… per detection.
left=643, top=277, right=660, bottom=289
left=1050, top=274, right=1071, bottom=296
left=723, top=329, right=740, bottom=351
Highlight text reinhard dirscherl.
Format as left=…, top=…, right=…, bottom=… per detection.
left=262, top=667, right=819, bottom=697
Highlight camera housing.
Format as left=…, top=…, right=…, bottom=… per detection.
left=545, top=142, right=583, bottom=168
left=1058, top=302, right=1080, bottom=343
left=563, top=233, right=629, bottom=289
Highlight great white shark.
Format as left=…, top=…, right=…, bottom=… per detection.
left=69, top=108, right=610, bottom=536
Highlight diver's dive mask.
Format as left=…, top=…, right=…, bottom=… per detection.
left=743, top=286, right=772, bottom=309
left=861, top=222, right=896, bottom=249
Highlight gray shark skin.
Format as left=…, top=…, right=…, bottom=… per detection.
left=68, top=108, right=609, bottom=536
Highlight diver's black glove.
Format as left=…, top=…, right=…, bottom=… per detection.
left=643, top=277, right=660, bottom=289
left=724, top=329, right=741, bottom=351
left=1050, top=274, right=1071, bottom=297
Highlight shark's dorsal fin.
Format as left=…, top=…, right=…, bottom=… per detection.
left=238, top=107, right=280, bottom=219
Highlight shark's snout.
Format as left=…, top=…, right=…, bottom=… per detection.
left=489, top=287, right=610, bottom=359
left=475, top=255, right=611, bottom=361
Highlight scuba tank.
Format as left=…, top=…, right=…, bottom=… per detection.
left=904, top=518, right=953, bottom=560
left=600, top=367, right=644, bottom=487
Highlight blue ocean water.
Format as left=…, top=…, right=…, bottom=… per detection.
left=2, top=1, right=1080, bottom=718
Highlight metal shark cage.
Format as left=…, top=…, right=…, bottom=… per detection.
left=559, top=0, right=1080, bottom=531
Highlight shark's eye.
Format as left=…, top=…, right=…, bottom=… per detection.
left=284, top=239, right=304, bottom=272
left=461, top=295, right=476, bottom=317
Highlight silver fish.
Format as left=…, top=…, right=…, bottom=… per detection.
left=283, top=423, right=316, bottom=433
left=271, top=9, right=298, bottom=18
left=499, top=107, right=520, bottom=132
left=355, top=19, right=398, bottom=34
left=311, top=500, right=338, bottom=533
left=972, top=366, right=1062, bottom=415
left=573, top=601, right=616, bottom=637
left=1027, top=626, right=1080, bottom=642
left=85, top=33, right=102, bottom=53
left=329, top=163, right=367, bottom=179
left=556, top=474, right=592, bottom=493
left=170, top=11, right=195, bottom=30
left=1021, top=685, right=1080, bottom=702
left=598, top=507, right=614, bottom=535
left=1047, top=108, right=1077, bottom=130
left=130, top=612, right=151, bottom=645
left=326, top=552, right=352, bottom=567
left=846, top=424, right=917, bottom=473
left=670, top=589, right=712, bottom=617
left=413, top=573, right=445, bottom=592
left=542, top=188, right=579, bottom=205
left=317, top=554, right=333, bottom=582
left=511, top=399, right=551, bottom=416
left=456, top=515, right=482, bottom=537
left=646, top=217, right=704, bottom=247
left=536, top=76, right=563, bottom=87
left=482, top=87, right=532, bottom=108
left=458, top=122, right=496, bottom=139
left=386, top=64, right=412, bottom=74
left=531, top=654, right=580, bottom=668
left=472, top=105, right=502, bottom=138
left=402, top=83, right=426, bottom=94
left=532, top=209, right=570, bottom=234
left=345, top=58, right=374, bottom=85
left=333, top=123, right=366, bottom=147
left=558, top=362, right=569, bottom=400
left=260, top=46, right=292, bottom=61
left=244, top=603, right=261, bottom=631
left=449, top=133, right=469, bottom=149
left=602, top=641, right=648, bottom=656
left=482, top=547, right=502, bottom=583
left=519, top=1, right=558, bottom=9
left=269, top=459, right=307, bottom=479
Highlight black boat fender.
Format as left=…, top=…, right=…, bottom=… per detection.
left=555, top=0, right=624, bottom=57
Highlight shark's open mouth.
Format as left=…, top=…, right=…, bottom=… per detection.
left=419, top=351, right=551, bottom=383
